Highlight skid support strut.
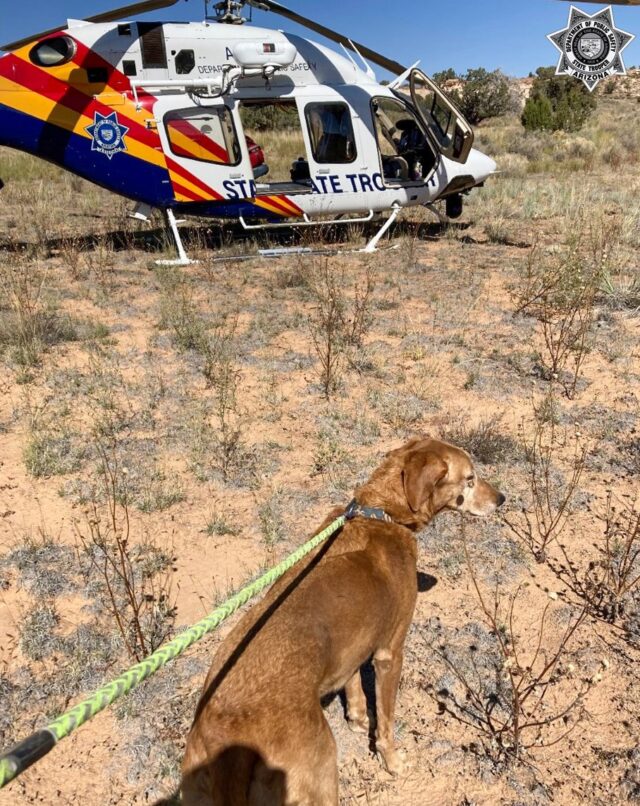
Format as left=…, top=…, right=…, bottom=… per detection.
left=156, top=208, right=197, bottom=267
left=361, top=204, right=402, bottom=253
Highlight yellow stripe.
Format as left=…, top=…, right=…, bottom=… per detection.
left=0, top=76, right=166, bottom=169
left=253, top=198, right=297, bottom=218
left=167, top=169, right=213, bottom=201
left=174, top=189, right=196, bottom=202
left=265, top=195, right=302, bottom=216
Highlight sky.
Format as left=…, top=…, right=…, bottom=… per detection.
left=2, top=0, right=640, bottom=78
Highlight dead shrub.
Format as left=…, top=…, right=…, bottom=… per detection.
left=511, top=219, right=617, bottom=397
left=555, top=494, right=640, bottom=627
left=438, top=413, right=520, bottom=465
left=505, top=394, right=588, bottom=563
left=423, top=521, right=595, bottom=761
left=0, top=260, right=77, bottom=366
left=76, top=443, right=176, bottom=662
left=307, top=258, right=375, bottom=399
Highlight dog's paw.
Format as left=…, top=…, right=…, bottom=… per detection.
left=377, top=747, right=406, bottom=777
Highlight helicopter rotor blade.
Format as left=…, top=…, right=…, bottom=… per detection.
left=1, top=0, right=180, bottom=51
left=557, top=0, right=640, bottom=3
left=247, top=0, right=407, bottom=76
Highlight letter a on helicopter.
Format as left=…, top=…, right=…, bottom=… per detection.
left=0, top=0, right=498, bottom=263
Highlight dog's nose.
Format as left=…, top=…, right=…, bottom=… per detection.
left=497, top=493, right=506, bottom=508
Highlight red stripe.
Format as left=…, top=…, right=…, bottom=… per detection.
left=172, top=181, right=204, bottom=202
left=4, top=54, right=160, bottom=151
left=166, top=156, right=224, bottom=200
left=258, top=195, right=299, bottom=216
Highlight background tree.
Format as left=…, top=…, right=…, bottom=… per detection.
left=433, top=67, right=457, bottom=85
left=456, top=68, right=515, bottom=124
left=522, top=66, right=597, bottom=132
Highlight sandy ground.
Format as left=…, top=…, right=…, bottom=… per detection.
left=0, top=98, right=639, bottom=805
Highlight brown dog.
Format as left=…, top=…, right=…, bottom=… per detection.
left=181, top=437, right=505, bottom=805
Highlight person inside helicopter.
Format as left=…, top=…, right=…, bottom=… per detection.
left=373, top=99, right=436, bottom=183
left=396, top=119, right=429, bottom=180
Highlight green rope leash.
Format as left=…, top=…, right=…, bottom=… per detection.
left=0, top=513, right=346, bottom=789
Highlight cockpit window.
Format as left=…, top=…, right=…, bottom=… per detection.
left=304, top=103, right=356, bottom=164
left=30, top=36, right=76, bottom=68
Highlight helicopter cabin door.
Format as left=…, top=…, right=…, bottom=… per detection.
left=156, top=97, right=254, bottom=208
left=409, top=69, right=474, bottom=163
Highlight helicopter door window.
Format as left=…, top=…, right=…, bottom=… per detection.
left=304, top=103, right=356, bottom=164
left=371, top=97, right=437, bottom=185
left=164, top=108, right=241, bottom=166
left=408, top=69, right=474, bottom=163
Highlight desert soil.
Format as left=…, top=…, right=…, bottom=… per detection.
left=0, top=96, right=639, bottom=805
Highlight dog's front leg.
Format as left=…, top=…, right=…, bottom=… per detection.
left=345, top=668, right=368, bottom=734
left=372, top=647, right=405, bottom=776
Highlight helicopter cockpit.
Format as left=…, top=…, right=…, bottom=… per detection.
left=372, top=97, right=437, bottom=184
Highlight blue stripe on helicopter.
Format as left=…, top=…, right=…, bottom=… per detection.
left=174, top=199, right=290, bottom=221
left=0, top=104, right=174, bottom=208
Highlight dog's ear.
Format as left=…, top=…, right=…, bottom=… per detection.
left=402, top=450, right=448, bottom=512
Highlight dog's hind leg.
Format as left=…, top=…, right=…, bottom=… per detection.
left=282, top=708, right=338, bottom=806
left=345, top=668, right=368, bottom=735
left=373, top=644, right=407, bottom=777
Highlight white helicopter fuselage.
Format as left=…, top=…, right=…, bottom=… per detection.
left=0, top=19, right=496, bottom=231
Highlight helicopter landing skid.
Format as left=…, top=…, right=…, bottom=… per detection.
left=155, top=204, right=402, bottom=266
left=156, top=209, right=198, bottom=267
left=208, top=242, right=400, bottom=263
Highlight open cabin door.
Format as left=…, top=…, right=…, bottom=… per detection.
left=409, top=69, right=473, bottom=163
left=156, top=97, right=255, bottom=206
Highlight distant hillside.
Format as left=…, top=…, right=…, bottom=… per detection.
left=439, top=68, right=640, bottom=108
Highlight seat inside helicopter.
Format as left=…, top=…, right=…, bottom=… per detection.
left=372, top=98, right=437, bottom=184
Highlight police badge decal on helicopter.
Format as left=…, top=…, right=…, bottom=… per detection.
left=86, top=112, right=130, bottom=159
left=548, top=5, right=634, bottom=91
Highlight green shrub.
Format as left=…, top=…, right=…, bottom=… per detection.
left=522, top=67, right=596, bottom=132
left=457, top=68, right=515, bottom=124
left=521, top=95, right=555, bottom=132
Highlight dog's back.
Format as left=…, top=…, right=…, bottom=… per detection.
left=182, top=510, right=418, bottom=804
left=182, top=439, right=505, bottom=805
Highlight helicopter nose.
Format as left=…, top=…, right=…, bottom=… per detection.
left=466, top=148, right=497, bottom=185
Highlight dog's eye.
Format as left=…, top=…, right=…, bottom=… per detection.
left=467, top=476, right=475, bottom=487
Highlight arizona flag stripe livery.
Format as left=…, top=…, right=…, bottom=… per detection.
left=0, top=32, right=304, bottom=219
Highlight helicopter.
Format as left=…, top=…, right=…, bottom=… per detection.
left=0, top=0, right=498, bottom=264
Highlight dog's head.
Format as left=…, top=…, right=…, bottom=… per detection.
left=356, top=437, right=505, bottom=528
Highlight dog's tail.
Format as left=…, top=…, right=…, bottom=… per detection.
left=182, top=745, right=286, bottom=806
